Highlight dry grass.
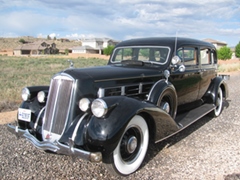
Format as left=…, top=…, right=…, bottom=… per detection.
left=0, top=56, right=106, bottom=112
left=218, top=59, right=240, bottom=72
left=218, top=63, right=240, bottom=72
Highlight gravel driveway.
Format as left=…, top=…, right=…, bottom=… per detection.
left=1, top=73, right=240, bottom=180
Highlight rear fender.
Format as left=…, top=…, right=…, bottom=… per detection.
left=204, top=76, right=229, bottom=104
left=85, top=96, right=179, bottom=156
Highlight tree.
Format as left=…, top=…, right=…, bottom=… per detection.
left=47, top=35, right=51, bottom=40
left=235, top=41, right=240, bottom=58
left=65, top=49, right=69, bottom=55
left=19, top=39, right=26, bottom=44
left=103, top=45, right=115, bottom=55
left=217, top=46, right=232, bottom=60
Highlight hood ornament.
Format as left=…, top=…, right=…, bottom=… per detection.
left=67, top=59, right=74, bottom=68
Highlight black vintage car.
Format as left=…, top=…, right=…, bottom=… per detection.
left=8, top=37, right=229, bottom=176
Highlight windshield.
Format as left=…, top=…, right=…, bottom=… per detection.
left=111, top=46, right=170, bottom=65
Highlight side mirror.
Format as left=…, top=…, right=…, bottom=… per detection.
left=171, top=56, right=185, bottom=72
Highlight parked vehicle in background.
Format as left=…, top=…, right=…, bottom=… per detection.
left=8, top=37, right=229, bottom=176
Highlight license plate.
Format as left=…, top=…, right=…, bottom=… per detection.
left=18, top=108, right=31, bottom=122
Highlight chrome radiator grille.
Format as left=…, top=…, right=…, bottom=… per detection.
left=43, top=75, right=74, bottom=135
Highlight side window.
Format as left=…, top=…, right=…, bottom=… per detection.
left=177, top=47, right=197, bottom=65
left=200, top=48, right=211, bottom=64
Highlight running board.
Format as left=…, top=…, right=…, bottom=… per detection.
left=176, top=104, right=215, bottom=128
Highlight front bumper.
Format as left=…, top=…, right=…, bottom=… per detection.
left=7, top=124, right=102, bottom=162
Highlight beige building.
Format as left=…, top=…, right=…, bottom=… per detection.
left=14, top=41, right=58, bottom=55
left=203, top=38, right=227, bottom=49
left=71, top=38, right=119, bottom=54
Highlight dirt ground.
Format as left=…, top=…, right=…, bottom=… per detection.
left=0, top=110, right=17, bottom=125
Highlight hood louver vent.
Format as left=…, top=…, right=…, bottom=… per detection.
left=98, top=83, right=153, bottom=99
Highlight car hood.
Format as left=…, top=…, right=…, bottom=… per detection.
left=63, top=65, right=164, bottom=82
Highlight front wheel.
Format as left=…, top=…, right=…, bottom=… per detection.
left=104, top=115, right=149, bottom=176
left=209, top=87, right=223, bottom=117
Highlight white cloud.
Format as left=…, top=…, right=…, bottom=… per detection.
left=0, top=0, right=239, bottom=45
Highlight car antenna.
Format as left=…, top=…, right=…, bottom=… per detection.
left=174, top=30, right=178, bottom=55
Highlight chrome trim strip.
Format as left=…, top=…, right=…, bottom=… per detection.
left=95, top=74, right=161, bottom=83
left=34, top=106, right=46, bottom=130
left=71, top=113, right=88, bottom=141
left=121, top=86, right=125, bottom=95
left=7, top=124, right=102, bottom=162
left=147, top=79, right=166, bottom=101
left=98, top=88, right=105, bottom=98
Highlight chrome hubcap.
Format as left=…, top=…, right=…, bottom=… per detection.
left=127, top=136, right=137, bottom=153
left=161, top=102, right=170, bottom=114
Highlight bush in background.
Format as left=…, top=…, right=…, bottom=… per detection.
left=217, top=46, right=232, bottom=60
left=19, top=39, right=26, bottom=44
left=235, top=41, right=240, bottom=58
left=103, top=45, right=115, bottom=56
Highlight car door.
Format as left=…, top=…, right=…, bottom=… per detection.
left=170, top=46, right=201, bottom=105
left=197, top=47, right=217, bottom=99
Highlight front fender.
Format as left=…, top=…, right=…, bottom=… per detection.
left=85, top=96, right=179, bottom=156
left=17, top=86, right=49, bottom=130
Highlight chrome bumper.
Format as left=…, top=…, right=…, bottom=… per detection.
left=7, top=124, right=102, bottom=162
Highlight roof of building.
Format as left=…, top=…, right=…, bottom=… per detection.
left=203, top=38, right=227, bottom=45
left=14, top=41, right=55, bottom=50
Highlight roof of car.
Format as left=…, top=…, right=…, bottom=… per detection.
left=116, top=37, right=215, bottom=49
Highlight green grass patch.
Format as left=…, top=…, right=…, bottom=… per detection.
left=0, top=56, right=107, bottom=112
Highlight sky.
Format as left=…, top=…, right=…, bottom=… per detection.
left=0, top=0, right=240, bottom=47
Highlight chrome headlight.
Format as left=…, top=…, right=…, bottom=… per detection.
left=37, top=91, right=46, bottom=103
left=21, top=87, right=30, bottom=101
left=79, top=98, right=91, bottom=112
left=91, top=99, right=108, bottom=118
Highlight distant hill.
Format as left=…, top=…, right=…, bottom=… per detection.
left=0, top=36, right=82, bottom=50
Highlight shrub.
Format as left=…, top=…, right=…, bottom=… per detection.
left=235, top=41, right=240, bottom=58
left=19, top=39, right=26, bottom=44
left=103, top=45, right=115, bottom=55
left=65, top=49, right=69, bottom=55
left=217, top=46, right=232, bottom=60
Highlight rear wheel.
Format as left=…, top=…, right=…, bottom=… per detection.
left=104, top=115, right=149, bottom=176
left=209, top=87, right=223, bottom=117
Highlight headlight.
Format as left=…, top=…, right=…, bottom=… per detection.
left=79, top=98, right=91, bottom=112
left=91, top=99, right=108, bottom=118
left=37, top=91, right=46, bottom=103
left=21, top=88, right=30, bottom=101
